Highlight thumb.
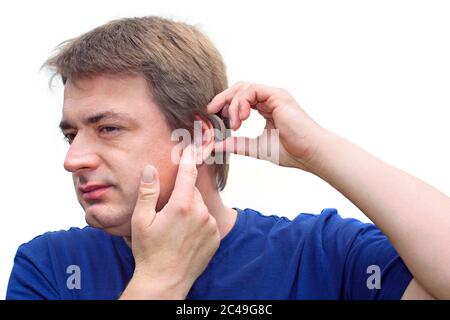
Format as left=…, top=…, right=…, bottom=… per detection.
left=132, top=165, right=160, bottom=226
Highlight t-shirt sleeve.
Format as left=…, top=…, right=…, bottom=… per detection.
left=318, top=208, right=414, bottom=300
left=6, top=241, right=59, bottom=300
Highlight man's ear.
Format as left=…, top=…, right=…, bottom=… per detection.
left=193, top=114, right=222, bottom=164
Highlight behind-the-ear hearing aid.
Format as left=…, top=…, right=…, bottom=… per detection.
left=208, top=114, right=229, bottom=142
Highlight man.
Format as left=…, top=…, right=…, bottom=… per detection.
left=6, top=16, right=450, bottom=300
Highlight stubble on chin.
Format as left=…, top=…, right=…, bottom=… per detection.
left=84, top=201, right=133, bottom=237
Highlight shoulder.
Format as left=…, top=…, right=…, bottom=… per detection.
left=240, top=207, right=371, bottom=240
left=236, top=207, right=381, bottom=261
left=8, top=227, right=131, bottom=300
left=16, top=226, right=119, bottom=260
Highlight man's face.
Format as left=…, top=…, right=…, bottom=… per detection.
left=61, top=74, right=178, bottom=236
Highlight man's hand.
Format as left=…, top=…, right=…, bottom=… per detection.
left=120, top=145, right=221, bottom=299
left=207, top=81, right=326, bottom=171
left=208, top=82, right=450, bottom=299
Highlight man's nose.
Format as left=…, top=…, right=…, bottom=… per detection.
left=63, top=135, right=101, bottom=173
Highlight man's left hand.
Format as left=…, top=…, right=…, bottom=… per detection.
left=207, top=81, right=326, bottom=171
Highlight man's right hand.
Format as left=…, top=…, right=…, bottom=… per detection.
left=120, top=144, right=220, bottom=300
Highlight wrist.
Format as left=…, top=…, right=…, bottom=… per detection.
left=119, top=270, right=191, bottom=300
left=303, top=129, right=342, bottom=176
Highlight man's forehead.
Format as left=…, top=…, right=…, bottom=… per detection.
left=64, top=74, right=146, bottom=97
left=63, top=77, right=147, bottom=111
left=62, top=74, right=152, bottom=111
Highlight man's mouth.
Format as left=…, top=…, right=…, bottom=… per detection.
left=79, top=184, right=112, bottom=201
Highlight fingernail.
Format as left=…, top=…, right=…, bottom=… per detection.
left=142, top=165, right=155, bottom=183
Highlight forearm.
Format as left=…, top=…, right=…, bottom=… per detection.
left=308, top=130, right=450, bottom=299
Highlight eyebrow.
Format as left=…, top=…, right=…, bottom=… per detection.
left=59, top=111, right=136, bottom=132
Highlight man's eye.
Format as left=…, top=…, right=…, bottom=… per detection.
left=63, top=133, right=76, bottom=144
left=99, top=126, right=121, bottom=134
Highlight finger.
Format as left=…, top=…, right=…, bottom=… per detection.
left=206, top=82, right=247, bottom=114
left=193, top=187, right=212, bottom=223
left=257, top=109, right=272, bottom=119
left=238, top=84, right=278, bottom=112
left=232, top=98, right=253, bottom=131
left=211, top=83, right=281, bottom=130
left=192, top=187, right=206, bottom=207
left=239, top=98, right=252, bottom=122
left=221, top=105, right=229, bottom=118
left=132, top=165, right=160, bottom=226
left=227, top=95, right=241, bottom=130
left=171, top=144, right=198, bottom=203
left=213, top=136, right=260, bottom=159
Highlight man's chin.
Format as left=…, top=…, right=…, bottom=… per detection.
left=84, top=203, right=131, bottom=237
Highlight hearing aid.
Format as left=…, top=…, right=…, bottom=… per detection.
left=207, top=114, right=229, bottom=142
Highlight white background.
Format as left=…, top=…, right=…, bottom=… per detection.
left=1, top=0, right=449, bottom=299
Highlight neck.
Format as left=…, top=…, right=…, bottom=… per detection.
left=195, top=165, right=237, bottom=240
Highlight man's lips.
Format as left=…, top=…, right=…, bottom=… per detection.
left=79, top=184, right=112, bottom=201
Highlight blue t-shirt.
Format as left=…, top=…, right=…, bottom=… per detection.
left=6, top=208, right=413, bottom=300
